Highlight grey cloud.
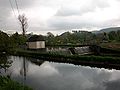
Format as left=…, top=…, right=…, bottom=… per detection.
left=47, top=16, right=99, bottom=31
left=91, top=0, right=110, bottom=8
left=0, top=0, right=36, bottom=11
left=0, top=0, right=17, bottom=31
left=55, top=8, right=80, bottom=16
left=0, top=0, right=120, bottom=34
left=33, top=0, right=63, bottom=8
left=116, top=0, right=120, bottom=1
left=0, top=8, right=10, bottom=21
left=0, top=0, right=36, bottom=33
left=8, top=0, right=40, bottom=15
left=47, top=16, right=87, bottom=30
left=0, top=0, right=12, bottom=21
left=104, top=79, right=120, bottom=90
left=55, top=7, right=93, bottom=17
left=55, top=0, right=110, bottom=16
left=0, top=0, right=62, bottom=34
left=0, top=8, right=13, bottom=31
left=0, top=0, right=11, bottom=7
left=11, top=0, right=36, bottom=9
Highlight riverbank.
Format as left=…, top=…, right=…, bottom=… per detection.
left=100, top=42, right=120, bottom=51
left=0, top=76, right=32, bottom=90
left=10, top=49, right=120, bottom=69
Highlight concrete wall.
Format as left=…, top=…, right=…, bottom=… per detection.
left=27, top=41, right=45, bottom=49
left=36, top=41, right=45, bottom=48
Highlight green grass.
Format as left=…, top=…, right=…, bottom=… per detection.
left=0, top=76, right=32, bottom=90
left=11, top=49, right=120, bottom=64
left=100, top=42, right=120, bottom=51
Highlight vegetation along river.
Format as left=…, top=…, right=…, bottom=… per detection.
left=0, top=56, right=120, bottom=90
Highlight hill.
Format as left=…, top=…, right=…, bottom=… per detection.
left=92, top=27, right=120, bottom=34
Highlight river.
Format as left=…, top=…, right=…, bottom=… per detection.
left=0, top=56, right=120, bottom=90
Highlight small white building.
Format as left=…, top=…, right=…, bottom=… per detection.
left=27, top=35, right=45, bottom=49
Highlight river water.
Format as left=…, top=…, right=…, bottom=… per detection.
left=0, top=56, right=120, bottom=90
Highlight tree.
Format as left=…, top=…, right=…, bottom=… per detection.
left=47, top=32, right=54, bottom=37
left=102, top=32, right=109, bottom=41
left=116, top=30, right=120, bottom=41
left=0, top=55, right=12, bottom=72
left=0, top=31, right=11, bottom=53
left=10, top=32, right=27, bottom=48
left=18, top=14, right=28, bottom=36
left=108, top=31, right=116, bottom=40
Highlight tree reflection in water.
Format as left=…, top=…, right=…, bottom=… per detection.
left=0, top=55, right=13, bottom=74
left=20, top=57, right=28, bottom=80
left=19, top=57, right=44, bottom=87
left=20, top=57, right=28, bottom=88
left=29, top=58, right=44, bottom=66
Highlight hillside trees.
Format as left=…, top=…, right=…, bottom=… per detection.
left=108, top=30, right=120, bottom=41
left=45, top=31, right=95, bottom=45
left=45, top=30, right=120, bottom=45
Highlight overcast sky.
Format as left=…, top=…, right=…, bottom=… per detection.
left=0, top=0, right=120, bottom=35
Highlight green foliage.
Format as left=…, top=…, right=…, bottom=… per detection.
left=45, top=30, right=120, bottom=45
left=0, top=76, right=32, bottom=90
left=0, top=31, right=27, bottom=53
left=108, top=30, right=120, bottom=42
left=46, top=31, right=95, bottom=45
left=108, top=31, right=117, bottom=40
left=0, top=55, right=32, bottom=90
left=10, top=32, right=27, bottom=49
left=0, top=55, right=12, bottom=71
left=0, top=31, right=11, bottom=53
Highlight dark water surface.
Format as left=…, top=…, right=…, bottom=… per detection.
left=1, top=56, right=120, bottom=90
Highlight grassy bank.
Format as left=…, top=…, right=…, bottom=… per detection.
left=0, top=76, right=32, bottom=90
left=10, top=49, right=120, bottom=69
left=100, top=42, right=120, bottom=51
left=46, top=44, right=90, bottom=47
left=89, top=44, right=120, bottom=57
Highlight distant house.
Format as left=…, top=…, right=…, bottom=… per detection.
left=26, top=35, right=45, bottom=49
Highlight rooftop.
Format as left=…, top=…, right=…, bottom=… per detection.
left=27, top=35, right=45, bottom=42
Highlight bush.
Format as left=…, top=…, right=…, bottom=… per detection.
left=0, top=76, right=32, bottom=90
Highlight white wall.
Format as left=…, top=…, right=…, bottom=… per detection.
left=27, top=41, right=45, bottom=49
left=36, top=41, right=45, bottom=48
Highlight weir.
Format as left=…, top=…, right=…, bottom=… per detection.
left=69, top=46, right=92, bottom=55
left=46, top=46, right=93, bottom=55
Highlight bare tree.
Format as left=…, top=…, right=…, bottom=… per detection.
left=18, top=14, right=28, bottom=36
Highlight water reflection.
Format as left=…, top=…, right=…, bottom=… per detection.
left=19, top=57, right=29, bottom=86
left=0, top=55, right=12, bottom=74
left=28, top=58, right=44, bottom=66
left=1, top=56, right=120, bottom=90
